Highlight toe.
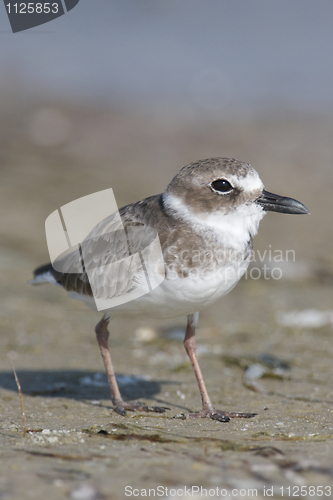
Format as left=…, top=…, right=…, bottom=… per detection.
left=189, top=408, right=257, bottom=422
left=224, top=411, right=257, bottom=418
left=210, top=412, right=230, bottom=422
left=114, top=405, right=127, bottom=416
left=114, top=401, right=170, bottom=414
left=143, top=406, right=170, bottom=413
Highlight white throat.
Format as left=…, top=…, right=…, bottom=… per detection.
left=163, top=192, right=266, bottom=249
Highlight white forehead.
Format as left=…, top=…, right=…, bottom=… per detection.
left=227, top=170, right=264, bottom=193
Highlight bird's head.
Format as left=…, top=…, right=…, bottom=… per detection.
left=163, top=157, right=309, bottom=244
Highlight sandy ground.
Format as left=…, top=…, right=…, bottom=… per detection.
left=1, top=100, right=333, bottom=499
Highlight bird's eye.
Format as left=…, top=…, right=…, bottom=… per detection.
left=211, top=179, right=233, bottom=193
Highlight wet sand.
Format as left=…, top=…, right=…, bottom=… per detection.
left=1, top=101, right=333, bottom=499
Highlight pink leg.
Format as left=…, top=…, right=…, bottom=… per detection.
left=184, top=313, right=257, bottom=423
left=95, top=314, right=169, bottom=416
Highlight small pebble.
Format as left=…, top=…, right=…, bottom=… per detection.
left=134, top=327, right=157, bottom=342
left=70, top=484, right=101, bottom=500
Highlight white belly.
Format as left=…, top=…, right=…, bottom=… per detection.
left=107, top=258, right=250, bottom=319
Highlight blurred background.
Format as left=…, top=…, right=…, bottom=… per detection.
left=1, top=0, right=333, bottom=264
left=1, top=2, right=333, bottom=497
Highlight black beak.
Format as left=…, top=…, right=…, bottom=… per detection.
left=256, top=189, right=310, bottom=215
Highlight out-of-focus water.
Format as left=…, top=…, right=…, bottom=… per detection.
left=1, top=0, right=333, bottom=114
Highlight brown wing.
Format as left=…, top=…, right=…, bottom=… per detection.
left=51, top=197, right=161, bottom=299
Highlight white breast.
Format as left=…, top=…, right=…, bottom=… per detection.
left=107, top=255, right=250, bottom=319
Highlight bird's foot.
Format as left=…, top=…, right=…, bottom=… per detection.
left=114, top=401, right=170, bottom=416
left=189, top=407, right=257, bottom=423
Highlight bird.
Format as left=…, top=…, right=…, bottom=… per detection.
left=31, top=158, right=309, bottom=423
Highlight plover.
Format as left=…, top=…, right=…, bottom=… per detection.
left=31, top=158, right=309, bottom=422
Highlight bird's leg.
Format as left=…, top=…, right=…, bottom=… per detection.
left=184, top=313, right=257, bottom=423
left=184, top=313, right=214, bottom=412
left=95, top=314, right=169, bottom=416
left=95, top=314, right=123, bottom=411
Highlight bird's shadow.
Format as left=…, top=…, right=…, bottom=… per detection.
left=0, top=370, right=178, bottom=405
